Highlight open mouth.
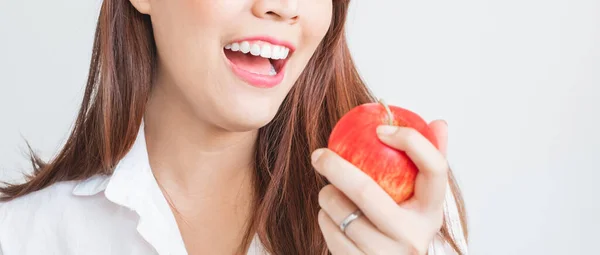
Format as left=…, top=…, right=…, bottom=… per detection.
left=223, top=39, right=294, bottom=88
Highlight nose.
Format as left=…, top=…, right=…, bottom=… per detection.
left=252, top=0, right=299, bottom=24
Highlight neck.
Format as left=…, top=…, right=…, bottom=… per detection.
left=143, top=81, right=257, bottom=209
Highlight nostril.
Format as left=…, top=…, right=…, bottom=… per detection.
left=266, top=11, right=279, bottom=18
left=263, top=11, right=298, bottom=22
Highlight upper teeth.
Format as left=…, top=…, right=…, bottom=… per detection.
left=225, top=41, right=290, bottom=60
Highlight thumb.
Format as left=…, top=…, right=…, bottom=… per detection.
left=428, top=119, right=448, bottom=157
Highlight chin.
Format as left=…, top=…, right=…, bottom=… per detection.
left=213, top=101, right=281, bottom=132
left=208, top=78, right=292, bottom=132
left=219, top=113, right=277, bottom=132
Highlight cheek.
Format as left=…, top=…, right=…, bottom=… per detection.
left=150, top=1, right=240, bottom=88
left=304, top=0, right=334, bottom=41
left=287, top=1, right=333, bottom=77
left=297, top=1, right=334, bottom=58
left=151, top=2, right=226, bottom=56
left=183, top=0, right=241, bottom=28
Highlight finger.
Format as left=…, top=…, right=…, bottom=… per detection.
left=318, top=209, right=364, bottom=255
left=376, top=126, right=449, bottom=213
left=312, top=149, right=408, bottom=239
left=428, top=119, right=448, bottom=157
left=319, top=185, right=401, bottom=254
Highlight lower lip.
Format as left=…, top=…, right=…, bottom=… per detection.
left=224, top=54, right=286, bottom=89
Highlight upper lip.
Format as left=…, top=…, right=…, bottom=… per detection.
left=226, top=35, right=296, bottom=53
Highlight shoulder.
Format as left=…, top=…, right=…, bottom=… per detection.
left=0, top=177, right=157, bottom=254
left=0, top=173, right=116, bottom=217
left=0, top=180, right=93, bottom=232
left=0, top=180, right=81, bottom=218
left=0, top=181, right=78, bottom=250
left=0, top=179, right=116, bottom=242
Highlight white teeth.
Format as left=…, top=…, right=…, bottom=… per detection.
left=224, top=41, right=291, bottom=60
left=269, top=64, right=277, bottom=76
left=250, top=44, right=261, bottom=56
left=278, top=46, right=286, bottom=59
left=231, top=43, right=240, bottom=51
left=271, top=46, right=280, bottom=60
left=283, top=48, right=289, bottom=59
left=260, top=44, right=272, bottom=58
left=240, top=41, right=251, bottom=54
left=275, top=46, right=288, bottom=59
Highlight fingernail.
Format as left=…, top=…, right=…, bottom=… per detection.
left=376, top=125, right=397, bottom=136
left=311, top=149, right=325, bottom=163
left=442, top=120, right=448, bottom=127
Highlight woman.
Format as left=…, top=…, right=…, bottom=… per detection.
left=0, top=0, right=468, bottom=254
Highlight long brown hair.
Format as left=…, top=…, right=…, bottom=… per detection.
left=1, top=1, right=468, bottom=254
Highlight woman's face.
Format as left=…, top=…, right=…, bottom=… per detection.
left=137, top=0, right=333, bottom=131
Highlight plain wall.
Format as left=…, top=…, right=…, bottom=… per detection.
left=1, top=0, right=599, bottom=254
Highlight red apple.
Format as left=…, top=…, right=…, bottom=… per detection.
left=327, top=99, right=438, bottom=204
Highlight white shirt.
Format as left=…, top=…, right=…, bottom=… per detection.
left=0, top=124, right=467, bottom=255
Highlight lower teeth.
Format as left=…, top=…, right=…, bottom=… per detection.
left=244, top=63, right=277, bottom=76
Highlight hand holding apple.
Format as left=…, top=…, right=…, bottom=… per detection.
left=327, top=99, right=439, bottom=203
left=312, top=99, right=450, bottom=254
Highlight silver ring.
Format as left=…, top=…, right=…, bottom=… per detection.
left=339, top=210, right=363, bottom=233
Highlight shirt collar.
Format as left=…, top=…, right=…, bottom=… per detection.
left=71, top=122, right=267, bottom=255
left=72, top=121, right=188, bottom=255
left=72, top=121, right=150, bottom=197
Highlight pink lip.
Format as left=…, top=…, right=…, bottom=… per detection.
left=224, top=35, right=295, bottom=89
left=225, top=58, right=287, bottom=88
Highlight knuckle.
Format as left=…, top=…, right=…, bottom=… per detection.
left=434, top=158, right=450, bottom=175
left=318, top=185, right=336, bottom=208
left=317, top=209, right=327, bottom=226
left=435, top=210, right=445, bottom=230
left=318, top=185, right=329, bottom=207
left=422, top=208, right=445, bottom=233
left=430, top=213, right=444, bottom=232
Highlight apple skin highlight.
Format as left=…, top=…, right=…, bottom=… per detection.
left=327, top=101, right=438, bottom=204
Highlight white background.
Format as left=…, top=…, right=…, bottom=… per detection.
left=1, top=0, right=599, bottom=254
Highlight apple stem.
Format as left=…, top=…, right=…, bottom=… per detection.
left=378, top=98, right=394, bottom=125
